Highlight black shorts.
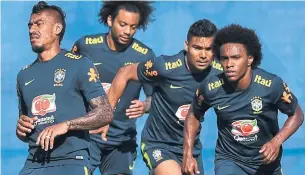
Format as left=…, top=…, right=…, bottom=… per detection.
left=19, top=165, right=90, bottom=175
left=140, top=141, right=204, bottom=175
left=89, top=140, right=137, bottom=175
left=215, top=159, right=282, bottom=175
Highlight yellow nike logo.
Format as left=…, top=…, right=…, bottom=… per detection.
left=129, top=160, right=135, bottom=170
left=25, top=79, right=35, bottom=86
left=93, top=62, right=102, bottom=66
left=170, top=84, right=183, bottom=89
left=217, top=105, right=230, bottom=110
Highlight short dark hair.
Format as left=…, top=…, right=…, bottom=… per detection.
left=31, top=1, right=66, bottom=44
left=187, top=19, right=218, bottom=41
left=98, top=1, right=154, bottom=31
left=213, top=24, right=262, bottom=68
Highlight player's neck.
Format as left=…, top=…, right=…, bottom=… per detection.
left=106, top=33, right=128, bottom=52
left=230, top=68, right=252, bottom=91
left=37, top=44, right=61, bottom=62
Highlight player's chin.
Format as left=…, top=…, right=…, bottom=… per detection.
left=31, top=45, right=44, bottom=53
left=195, top=64, right=209, bottom=71
left=225, top=74, right=239, bottom=82
left=118, top=38, right=130, bottom=45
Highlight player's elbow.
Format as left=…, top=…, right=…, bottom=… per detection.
left=298, top=110, right=304, bottom=126
left=117, top=64, right=139, bottom=81
left=294, top=105, right=304, bottom=127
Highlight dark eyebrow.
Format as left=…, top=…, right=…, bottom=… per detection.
left=28, top=19, right=43, bottom=27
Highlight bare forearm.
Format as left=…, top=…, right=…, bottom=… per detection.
left=183, top=112, right=200, bottom=156
left=67, top=96, right=113, bottom=130
left=144, top=96, right=152, bottom=113
left=273, top=105, right=304, bottom=145
left=108, top=64, right=139, bottom=108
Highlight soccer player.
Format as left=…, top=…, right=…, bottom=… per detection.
left=16, top=2, right=113, bottom=175
left=72, top=1, right=155, bottom=174
left=107, top=19, right=222, bottom=175
left=183, top=24, right=304, bottom=175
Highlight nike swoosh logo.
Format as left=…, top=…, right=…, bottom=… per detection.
left=25, top=79, right=35, bottom=86
left=170, top=84, right=183, bottom=89
left=93, top=62, right=102, bottom=66
left=217, top=105, right=230, bottom=110
left=129, top=160, right=135, bottom=170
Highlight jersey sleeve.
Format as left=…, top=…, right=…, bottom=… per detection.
left=191, top=82, right=211, bottom=120
left=142, top=50, right=156, bottom=96
left=16, top=78, right=27, bottom=116
left=77, top=57, right=106, bottom=102
left=137, top=55, right=168, bottom=84
left=272, top=76, right=298, bottom=116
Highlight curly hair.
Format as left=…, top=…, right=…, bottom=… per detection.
left=187, top=19, right=218, bottom=41
left=98, top=1, right=154, bottom=31
left=31, top=1, right=66, bottom=44
left=213, top=24, right=262, bottom=68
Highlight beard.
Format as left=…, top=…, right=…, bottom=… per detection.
left=31, top=45, right=44, bottom=53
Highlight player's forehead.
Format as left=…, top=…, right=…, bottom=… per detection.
left=189, top=36, right=213, bottom=48
left=115, top=9, right=140, bottom=25
left=29, top=10, right=55, bottom=23
left=220, top=43, right=247, bottom=55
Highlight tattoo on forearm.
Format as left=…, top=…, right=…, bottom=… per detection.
left=67, top=96, right=113, bottom=130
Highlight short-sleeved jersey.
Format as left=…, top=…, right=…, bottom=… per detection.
left=137, top=50, right=223, bottom=156
left=73, top=33, right=155, bottom=146
left=193, top=68, right=298, bottom=171
left=16, top=49, right=106, bottom=167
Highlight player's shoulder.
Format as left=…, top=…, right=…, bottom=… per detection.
left=252, top=68, right=280, bottom=88
left=144, top=50, right=185, bottom=77
left=129, top=38, right=154, bottom=56
left=199, top=71, right=225, bottom=97
left=75, top=33, right=105, bottom=47
left=61, top=49, right=94, bottom=68
left=210, top=59, right=224, bottom=73
left=17, top=59, right=39, bottom=79
left=158, top=50, right=185, bottom=70
left=61, top=49, right=84, bottom=61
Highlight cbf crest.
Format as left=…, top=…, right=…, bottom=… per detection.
left=54, top=68, right=66, bottom=87
left=251, top=96, right=263, bottom=114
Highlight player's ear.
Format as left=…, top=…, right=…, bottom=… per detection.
left=184, top=40, right=189, bottom=52
left=107, top=15, right=113, bottom=27
left=247, top=55, right=254, bottom=67
left=54, top=23, right=63, bottom=35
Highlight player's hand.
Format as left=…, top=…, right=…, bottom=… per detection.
left=89, top=124, right=109, bottom=141
left=182, top=155, right=200, bottom=175
left=126, top=100, right=146, bottom=119
left=16, top=115, right=38, bottom=137
left=36, top=122, right=69, bottom=151
left=259, top=138, right=281, bottom=164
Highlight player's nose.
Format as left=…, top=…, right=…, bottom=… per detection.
left=200, top=50, right=207, bottom=59
left=124, top=26, right=131, bottom=35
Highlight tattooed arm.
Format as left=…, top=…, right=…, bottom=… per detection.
left=66, top=96, right=113, bottom=130
left=36, top=95, right=113, bottom=151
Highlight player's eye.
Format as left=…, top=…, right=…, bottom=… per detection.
left=205, top=47, right=212, bottom=51
left=232, top=55, right=240, bottom=60
left=37, top=21, right=43, bottom=27
left=131, top=26, right=137, bottom=30
left=119, top=22, right=126, bottom=27
left=193, top=46, right=202, bottom=50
